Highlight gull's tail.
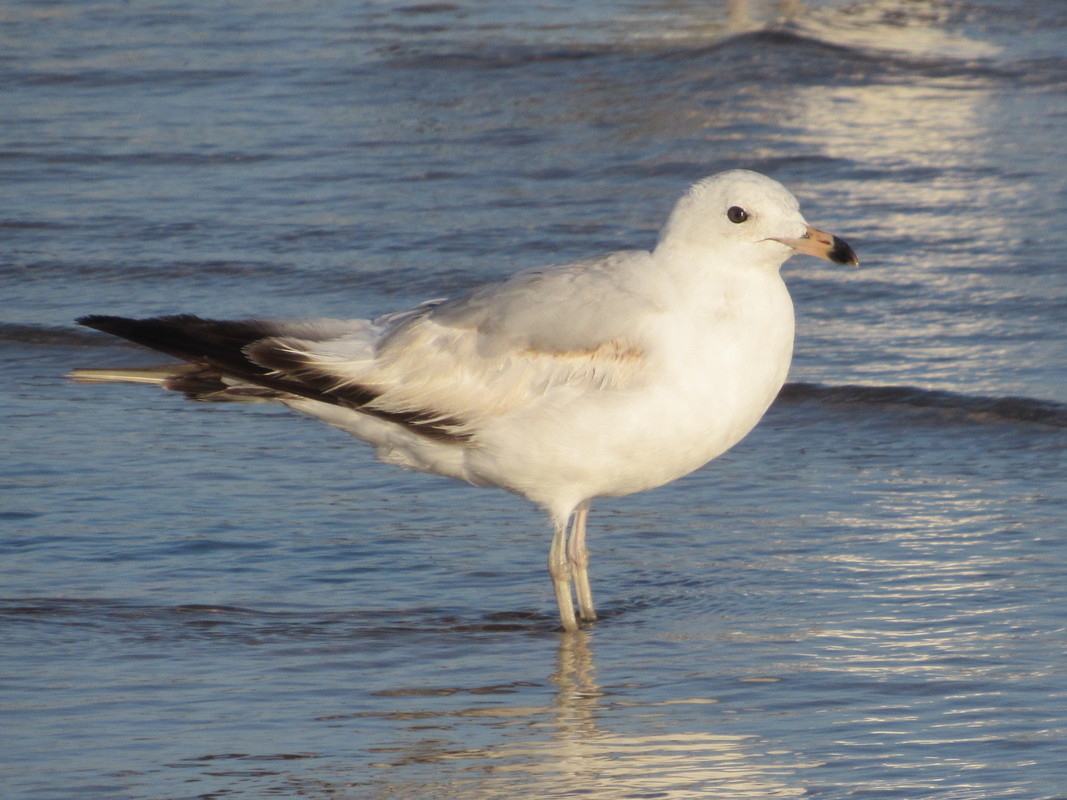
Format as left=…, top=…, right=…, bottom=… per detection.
left=68, top=364, right=190, bottom=386
left=67, top=363, right=282, bottom=403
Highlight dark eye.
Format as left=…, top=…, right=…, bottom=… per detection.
left=727, top=206, right=749, bottom=224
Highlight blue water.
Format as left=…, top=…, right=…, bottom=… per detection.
left=2, top=1, right=1066, bottom=798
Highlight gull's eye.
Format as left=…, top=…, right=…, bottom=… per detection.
left=727, top=206, right=749, bottom=224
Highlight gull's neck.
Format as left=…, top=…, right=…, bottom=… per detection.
left=651, top=240, right=787, bottom=289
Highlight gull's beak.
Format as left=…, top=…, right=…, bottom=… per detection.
left=772, top=225, right=859, bottom=266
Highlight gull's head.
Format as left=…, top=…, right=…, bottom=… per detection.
left=655, top=169, right=858, bottom=269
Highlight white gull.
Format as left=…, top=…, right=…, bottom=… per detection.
left=72, top=169, right=858, bottom=631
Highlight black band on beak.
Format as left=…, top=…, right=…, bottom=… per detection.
left=828, top=236, right=859, bottom=266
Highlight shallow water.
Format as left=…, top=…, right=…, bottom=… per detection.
left=2, top=1, right=1066, bottom=798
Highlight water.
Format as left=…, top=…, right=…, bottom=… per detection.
left=2, top=0, right=1066, bottom=797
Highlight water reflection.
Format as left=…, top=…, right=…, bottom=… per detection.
left=351, top=633, right=806, bottom=798
left=726, top=0, right=806, bottom=34
left=798, top=1, right=1001, bottom=60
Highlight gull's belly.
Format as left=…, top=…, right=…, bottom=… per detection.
left=470, top=294, right=795, bottom=508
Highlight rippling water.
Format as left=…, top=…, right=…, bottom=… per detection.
left=2, top=1, right=1066, bottom=798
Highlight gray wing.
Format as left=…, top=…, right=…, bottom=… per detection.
left=249, top=250, right=663, bottom=437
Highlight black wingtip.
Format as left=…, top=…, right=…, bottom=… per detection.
left=78, top=313, right=202, bottom=332
left=75, top=313, right=475, bottom=444
left=76, top=314, right=125, bottom=331
left=74, top=314, right=259, bottom=365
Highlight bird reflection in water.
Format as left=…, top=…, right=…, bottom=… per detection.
left=346, top=633, right=807, bottom=798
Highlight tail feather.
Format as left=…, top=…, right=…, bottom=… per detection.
left=67, top=363, right=282, bottom=403
left=68, top=364, right=199, bottom=386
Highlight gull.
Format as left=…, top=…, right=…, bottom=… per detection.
left=71, top=169, right=858, bottom=631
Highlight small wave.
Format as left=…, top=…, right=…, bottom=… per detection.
left=0, top=219, right=72, bottom=231
left=0, top=148, right=272, bottom=167
left=6, top=68, right=250, bottom=89
left=0, top=597, right=561, bottom=639
left=16, top=321, right=1067, bottom=431
left=0, top=323, right=102, bottom=347
left=666, top=27, right=1024, bottom=89
left=779, top=382, right=1067, bottom=429
left=381, top=45, right=605, bottom=71
left=376, top=24, right=1037, bottom=90
left=2, top=258, right=290, bottom=285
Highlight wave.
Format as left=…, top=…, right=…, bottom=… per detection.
left=0, top=598, right=557, bottom=638
left=2, top=68, right=251, bottom=90
left=0, top=322, right=105, bottom=347
left=778, top=382, right=1067, bottom=429
left=7, top=322, right=1063, bottom=428
left=656, top=27, right=1050, bottom=90
left=378, top=21, right=1066, bottom=91
left=0, top=148, right=272, bottom=167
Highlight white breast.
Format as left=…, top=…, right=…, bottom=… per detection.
left=464, top=266, right=795, bottom=513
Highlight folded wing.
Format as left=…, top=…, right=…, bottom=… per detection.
left=77, top=251, right=660, bottom=443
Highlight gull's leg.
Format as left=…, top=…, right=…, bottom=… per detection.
left=548, top=515, right=579, bottom=632
left=567, top=501, right=596, bottom=623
